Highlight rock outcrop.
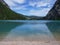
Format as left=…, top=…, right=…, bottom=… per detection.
left=45, top=0, right=60, bottom=20
left=0, top=0, right=7, bottom=5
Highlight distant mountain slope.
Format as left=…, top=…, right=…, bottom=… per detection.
left=0, top=0, right=26, bottom=20
left=45, top=0, right=60, bottom=20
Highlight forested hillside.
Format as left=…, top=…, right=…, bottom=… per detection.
left=0, top=1, right=26, bottom=20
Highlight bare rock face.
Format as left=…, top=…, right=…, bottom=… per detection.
left=0, top=0, right=9, bottom=8
left=45, top=0, right=60, bottom=20
left=0, top=0, right=6, bottom=4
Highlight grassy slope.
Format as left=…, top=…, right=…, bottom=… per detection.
left=0, top=2, right=26, bottom=20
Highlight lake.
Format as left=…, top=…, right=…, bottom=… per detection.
left=0, top=20, right=60, bottom=42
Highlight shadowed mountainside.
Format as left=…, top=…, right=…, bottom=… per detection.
left=45, top=0, right=60, bottom=20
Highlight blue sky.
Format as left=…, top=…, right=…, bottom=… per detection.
left=4, top=0, right=56, bottom=17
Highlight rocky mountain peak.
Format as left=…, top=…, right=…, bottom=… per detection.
left=0, top=0, right=5, bottom=4
left=45, top=0, right=60, bottom=20
left=0, top=0, right=9, bottom=7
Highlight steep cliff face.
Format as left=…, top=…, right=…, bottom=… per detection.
left=0, top=0, right=26, bottom=20
left=0, top=0, right=4, bottom=3
left=46, top=0, right=60, bottom=20
left=0, top=0, right=7, bottom=6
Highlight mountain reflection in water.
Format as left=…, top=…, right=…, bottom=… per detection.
left=0, top=20, right=60, bottom=42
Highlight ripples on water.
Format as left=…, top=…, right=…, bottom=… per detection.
left=0, top=20, right=60, bottom=42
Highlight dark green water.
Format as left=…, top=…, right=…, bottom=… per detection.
left=0, top=20, right=60, bottom=41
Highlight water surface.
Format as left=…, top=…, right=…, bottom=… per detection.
left=0, top=20, right=60, bottom=42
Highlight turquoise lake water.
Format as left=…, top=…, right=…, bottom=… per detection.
left=0, top=20, right=60, bottom=41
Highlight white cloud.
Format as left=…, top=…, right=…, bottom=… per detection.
left=28, top=8, right=50, bottom=17
left=29, top=0, right=50, bottom=8
left=4, top=0, right=56, bottom=16
left=29, top=2, right=36, bottom=7
left=12, top=5, right=27, bottom=10
left=36, top=2, right=49, bottom=7
left=13, top=0, right=25, bottom=4
left=4, top=0, right=25, bottom=7
left=4, top=0, right=16, bottom=6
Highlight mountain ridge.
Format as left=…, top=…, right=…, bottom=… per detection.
left=45, top=0, right=60, bottom=20
left=0, top=0, right=60, bottom=20
left=0, top=0, right=27, bottom=20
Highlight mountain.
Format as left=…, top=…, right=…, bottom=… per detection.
left=1, top=0, right=60, bottom=20
left=0, top=0, right=26, bottom=20
left=28, top=0, right=60, bottom=20
left=26, top=16, right=44, bottom=20
left=45, top=0, right=60, bottom=20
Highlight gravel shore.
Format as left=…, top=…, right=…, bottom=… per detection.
left=0, top=41, right=60, bottom=45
